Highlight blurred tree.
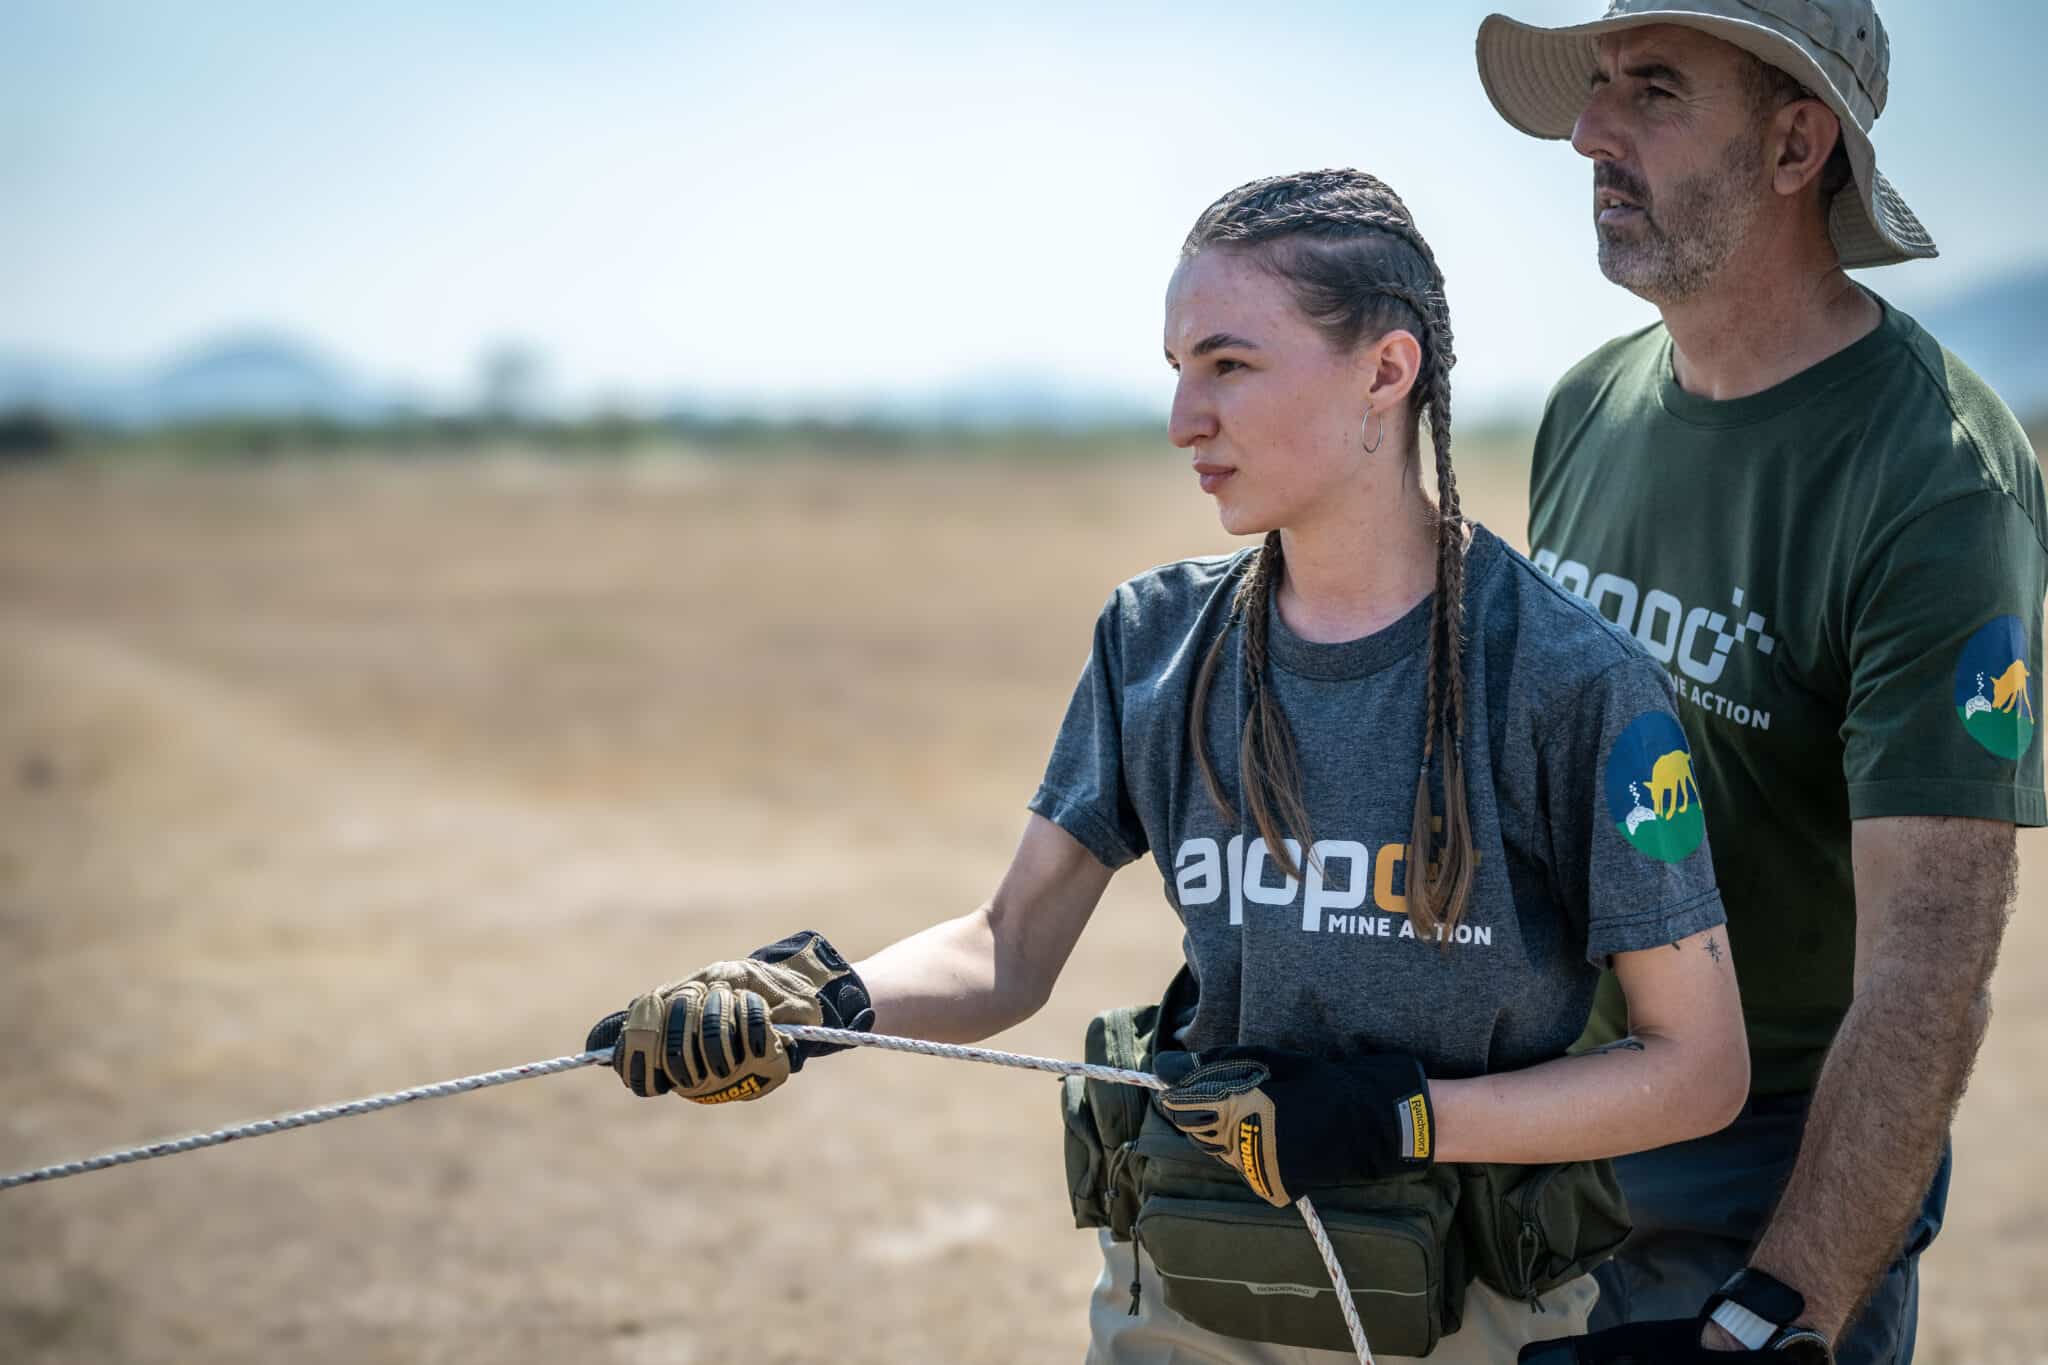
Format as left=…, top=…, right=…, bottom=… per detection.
left=0, top=408, right=69, bottom=460
left=478, top=343, right=546, bottom=424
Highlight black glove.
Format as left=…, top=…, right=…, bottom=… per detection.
left=1156, top=1044, right=1434, bottom=1207
left=1519, top=1319, right=1826, bottom=1364
left=584, top=929, right=875, bottom=1101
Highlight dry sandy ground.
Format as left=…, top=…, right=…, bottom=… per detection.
left=0, top=453, right=2042, bottom=1363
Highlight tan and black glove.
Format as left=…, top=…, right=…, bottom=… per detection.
left=585, top=930, right=874, bottom=1104
left=1157, top=1045, right=1435, bottom=1207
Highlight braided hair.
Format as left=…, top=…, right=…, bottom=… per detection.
left=1183, top=169, right=1476, bottom=941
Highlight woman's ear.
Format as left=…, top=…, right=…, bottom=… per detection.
left=1362, top=329, right=1423, bottom=414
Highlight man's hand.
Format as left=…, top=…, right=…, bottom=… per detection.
left=1519, top=1318, right=1820, bottom=1363
left=585, top=930, right=874, bottom=1102
left=1157, top=1046, right=1434, bottom=1206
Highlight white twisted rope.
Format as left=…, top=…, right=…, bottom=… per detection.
left=1296, top=1190, right=1376, bottom=1362
left=0, top=1050, right=605, bottom=1191
left=0, top=1023, right=1373, bottom=1363
left=778, top=1024, right=1169, bottom=1090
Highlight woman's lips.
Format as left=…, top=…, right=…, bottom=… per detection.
left=1194, top=462, right=1234, bottom=494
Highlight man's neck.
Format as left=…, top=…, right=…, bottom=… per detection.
left=1659, top=253, right=1882, bottom=402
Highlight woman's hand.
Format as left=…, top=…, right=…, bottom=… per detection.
left=1158, top=1046, right=1435, bottom=1206
left=585, top=930, right=874, bottom=1102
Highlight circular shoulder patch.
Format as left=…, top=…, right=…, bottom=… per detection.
left=1954, top=615, right=2037, bottom=759
left=1603, top=712, right=1705, bottom=863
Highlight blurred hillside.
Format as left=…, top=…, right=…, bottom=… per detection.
left=1914, top=264, right=2048, bottom=419
left=3, top=261, right=2044, bottom=461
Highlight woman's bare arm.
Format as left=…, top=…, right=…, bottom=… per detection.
left=1427, top=925, right=1749, bottom=1164
left=852, top=813, right=1116, bottom=1044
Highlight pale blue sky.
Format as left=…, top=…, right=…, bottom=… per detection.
left=3, top=1, right=2041, bottom=417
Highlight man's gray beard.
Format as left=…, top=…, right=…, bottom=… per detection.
left=1597, top=133, right=1765, bottom=304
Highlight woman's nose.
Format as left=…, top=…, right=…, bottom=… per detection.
left=1168, top=380, right=1216, bottom=449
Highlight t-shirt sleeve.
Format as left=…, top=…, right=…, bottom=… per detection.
left=1539, top=656, right=1727, bottom=964
left=1027, top=591, right=1148, bottom=869
left=1842, top=490, right=2048, bottom=825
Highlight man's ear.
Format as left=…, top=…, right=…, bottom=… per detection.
left=1772, top=99, right=1842, bottom=198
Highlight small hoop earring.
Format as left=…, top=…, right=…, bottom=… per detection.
left=1361, top=408, right=1385, bottom=454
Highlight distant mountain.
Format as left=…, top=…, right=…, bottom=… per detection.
left=863, top=370, right=1163, bottom=430
left=0, top=352, right=126, bottom=418
left=9, top=265, right=2037, bottom=433
left=0, top=332, right=398, bottom=426
left=142, top=332, right=390, bottom=424
left=669, top=370, right=1165, bottom=432
left=1911, top=263, right=2048, bottom=419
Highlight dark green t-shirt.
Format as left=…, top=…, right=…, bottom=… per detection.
left=1529, top=295, right=2048, bottom=1096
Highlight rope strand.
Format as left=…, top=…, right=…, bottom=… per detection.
left=0, top=1024, right=1374, bottom=1362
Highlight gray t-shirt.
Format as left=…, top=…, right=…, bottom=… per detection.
left=1029, top=525, right=1725, bottom=1080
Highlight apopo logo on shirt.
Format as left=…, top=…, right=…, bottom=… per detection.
left=1604, top=713, right=1706, bottom=864
left=1955, top=615, right=2037, bottom=760
left=1172, top=833, right=1496, bottom=946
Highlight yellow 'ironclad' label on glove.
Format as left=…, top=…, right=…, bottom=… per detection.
left=691, top=1076, right=768, bottom=1105
left=1236, top=1116, right=1274, bottom=1202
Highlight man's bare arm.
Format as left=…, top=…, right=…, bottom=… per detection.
left=1738, top=815, right=2016, bottom=1342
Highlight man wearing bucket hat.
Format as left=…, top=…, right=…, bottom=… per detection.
left=1476, top=2, right=2047, bottom=1362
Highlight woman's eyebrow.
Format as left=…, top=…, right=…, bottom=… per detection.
left=1190, top=332, right=1261, bottom=358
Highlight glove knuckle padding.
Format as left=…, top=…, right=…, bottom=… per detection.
left=700, top=985, right=734, bottom=1078
left=617, top=990, right=672, bottom=1097
left=742, top=991, right=771, bottom=1059
left=589, top=930, right=870, bottom=1105
left=648, top=979, right=791, bottom=1104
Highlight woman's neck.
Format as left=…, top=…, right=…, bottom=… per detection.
left=1272, top=478, right=1441, bottom=645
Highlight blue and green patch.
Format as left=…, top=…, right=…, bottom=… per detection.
left=1604, top=712, right=1705, bottom=863
left=1954, top=616, right=2036, bottom=760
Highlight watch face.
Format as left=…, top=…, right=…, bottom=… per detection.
left=1776, top=1331, right=1833, bottom=1364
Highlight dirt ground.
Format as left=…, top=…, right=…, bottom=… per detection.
left=1, top=451, right=2042, bottom=1363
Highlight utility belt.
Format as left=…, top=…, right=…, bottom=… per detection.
left=1058, top=976, right=1630, bottom=1358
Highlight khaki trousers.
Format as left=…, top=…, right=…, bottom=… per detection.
left=1085, top=1230, right=1597, bottom=1364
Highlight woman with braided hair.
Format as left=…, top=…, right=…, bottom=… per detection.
left=586, top=169, right=1749, bottom=1362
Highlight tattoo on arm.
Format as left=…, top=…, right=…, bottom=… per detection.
left=1705, top=936, right=1724, bottom=965
left=1583, top=1036, right=1647, bottom=1055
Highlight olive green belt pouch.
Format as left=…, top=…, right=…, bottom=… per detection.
left=1060, top=998, right=1633, bottom=1357
left=1058, top=1000, right=1161, bottom=1241
left=1453, top=1158, right=1630, bottom=1308
left=1131, top=1100, right=1465, bottom=1356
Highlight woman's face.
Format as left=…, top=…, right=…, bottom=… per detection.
left=1164, top=248, right=1377, bottom=538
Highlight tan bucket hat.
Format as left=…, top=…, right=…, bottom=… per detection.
left=1475, top=0, right=1936, bottom=268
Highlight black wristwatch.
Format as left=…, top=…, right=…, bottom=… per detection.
left=1705, top=1268, right=1834, bottom=1362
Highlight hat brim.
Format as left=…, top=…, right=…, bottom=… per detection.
left=1475, top=10, right=1936, bottom=269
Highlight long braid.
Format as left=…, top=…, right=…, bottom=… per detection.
left=1189, top=532, right=1314, bottom=879
left=1405, top=301, right=1475, bottom=940
left=1183, top=168, right=1476, bottom=939
left=1238, top=532, right=1313, bottom=878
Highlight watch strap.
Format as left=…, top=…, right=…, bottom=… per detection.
left=1707, top=1267, right=1810, bottom=1352
left=1708, top=1299, right=1778, bottom=1351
